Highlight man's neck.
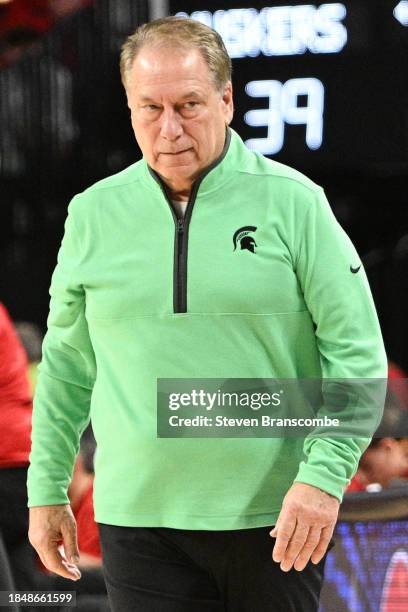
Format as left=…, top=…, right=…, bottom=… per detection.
left=167, top=184, right=191, bottom=202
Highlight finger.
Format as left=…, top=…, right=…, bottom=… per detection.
left=272, top=512, right=296, bottom=564
left=61, top=520, right=80, bottom=565
left=62, top=558, right=82, bottom=575
left=279, top=522, right=310, bottom=572
left=310, top=526, right=334, bottom=565
left=42, top=545, right=81, bottom=581
left=293, top=526, right=322, bottom=571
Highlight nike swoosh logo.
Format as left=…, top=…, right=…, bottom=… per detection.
left=350, top=265, right=361, bottom=274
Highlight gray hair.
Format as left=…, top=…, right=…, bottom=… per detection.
left=120, top=16, right=232, bottom=93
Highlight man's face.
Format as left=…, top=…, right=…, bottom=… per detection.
left=125, top=45, right=233, bottom=191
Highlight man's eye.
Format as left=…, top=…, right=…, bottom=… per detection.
left=143, top=105, right=160, bottom=111
left=183, top=102, right=199, bottom=109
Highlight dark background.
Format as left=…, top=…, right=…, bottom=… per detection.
left=1, top=0, right=407, bottom=370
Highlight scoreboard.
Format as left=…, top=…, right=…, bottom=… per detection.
left=170, top=1, right=408, bottom=173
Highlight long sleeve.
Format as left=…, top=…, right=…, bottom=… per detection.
left=27, top=196, right=96, bottom=507
left=292, top=188, right=387, bottom=501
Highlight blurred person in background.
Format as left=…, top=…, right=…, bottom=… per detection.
left=14, top=321, right=43, bottom=394
left=387, top=360, right=408, bottom=411
left=347, top=385, right=408, bottom=492
left=67, top=426, right=102, bottom=568
left=0, top=301, right=34, bottom=602
left=0, top=0, right=93, bottom=69
left=26, top=16, right=387, bottom=612
left=347, top=437, right=408, bottom=492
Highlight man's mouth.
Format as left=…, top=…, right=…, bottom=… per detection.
left=161, top=149, right=192, bottom=155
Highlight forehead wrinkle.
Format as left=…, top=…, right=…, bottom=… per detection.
left=134, top=73, right=210, bottom=103
left=137, top=89, right=206, bottom=104
left=134, top=70, right=208, bottom=89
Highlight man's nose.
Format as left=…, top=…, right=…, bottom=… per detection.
left=159, top=109, right=183, bottom=141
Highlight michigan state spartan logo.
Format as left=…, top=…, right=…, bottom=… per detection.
left=233, top=226, right=258, bottom=254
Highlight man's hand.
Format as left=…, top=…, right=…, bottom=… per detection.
left=270, top=482, right=339, bottom=572
left=28, top=504, right=82, bottom=581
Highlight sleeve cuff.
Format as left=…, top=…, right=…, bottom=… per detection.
left=294, top=461, right=347, bottom=502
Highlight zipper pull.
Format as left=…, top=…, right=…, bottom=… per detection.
left=177, top=218, right=184, bottom=233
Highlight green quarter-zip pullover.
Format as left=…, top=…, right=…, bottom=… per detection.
left=27, top=128, right=387, bottom=529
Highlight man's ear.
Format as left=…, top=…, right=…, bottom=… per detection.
left=222, top=81, right=234, bottom=125
left=125, top=88, right=131, bottom=110
left=124, top=79, right=135, bottom=109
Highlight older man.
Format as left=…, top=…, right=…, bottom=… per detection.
left=27, top=16, right=387, bottom=612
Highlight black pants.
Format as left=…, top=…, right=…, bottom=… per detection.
left=0, top=532, right=20, bottom=612
left=0, top=467, right=37, bottom=596
left=98, top=523, right=332, bottom=612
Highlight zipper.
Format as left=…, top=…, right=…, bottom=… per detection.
left=160, top=181, right=207, bottom=312
left=170, top=189, right=197, bottom=313
left=176, top=217, right=185, bottom=312
left=148, top=129, right=232, bottom=313
left=165, top=185, right=199, bottom=314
